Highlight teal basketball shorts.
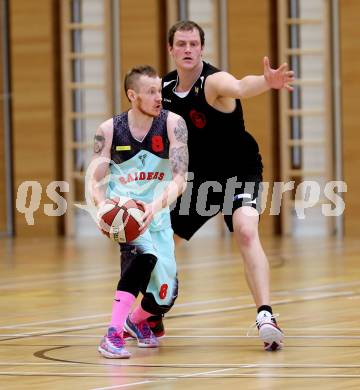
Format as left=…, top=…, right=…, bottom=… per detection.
left=119, top=227, right=178, bottom=307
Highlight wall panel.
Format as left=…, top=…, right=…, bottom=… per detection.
left=10, top=0, right=60, bottom=236
left=0, top=3, right=6, bottom=233
left=227, top=0, right=275, bottom=235
left=119, top=0, right=166, bottom=110
left=340, top=0, right=360, bottom=236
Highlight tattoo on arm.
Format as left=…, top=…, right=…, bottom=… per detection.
left=93, top=134, right=105, bottom=154
left=173, top=117, right=188, bottom=144
left=169, top=145, right=188, bottom=176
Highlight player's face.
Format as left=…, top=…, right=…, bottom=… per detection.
left=169, top=29, right=203, bottom=70
left=133, top=76, right=162, bottom=117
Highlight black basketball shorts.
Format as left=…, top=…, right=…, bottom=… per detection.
left=170, top=174, right=263, bottom=240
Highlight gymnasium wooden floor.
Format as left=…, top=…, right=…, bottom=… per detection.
left=1, top=233, right=360, bottom=389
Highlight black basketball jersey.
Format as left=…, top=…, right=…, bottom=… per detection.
left=162, top=62, right=263, bottom=181
left=110, top=109, right=170, bottom=164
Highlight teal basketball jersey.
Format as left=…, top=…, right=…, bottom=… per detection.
left=107, top=110, right=172, bottom=231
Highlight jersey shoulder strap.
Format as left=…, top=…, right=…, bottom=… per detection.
left=195, top=62, right=221, bottom=94
left=162, top=70, right=177, bottom=88
left=202, top=62, right=221, bottom=77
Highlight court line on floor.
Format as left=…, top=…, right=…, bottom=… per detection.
left=3, top=362, right=360, bottom=368
left=4, top=325, right=360, bottom=332
left=90, top=370, right=360, bottom=389
left=0, top=253, right=239, bottom=288
left=0, top=290, right=356, bottom=341
left=1, top=371, right=360, bottom=380
left=0, top=314, right=110, bottom=329
left=2, top=334, right=360, bottom=340
left=0, top=287, right=355, bottom=330
left=90, top=368, right=258, bottom=390
left=2, top=239, right=358, bottom=290
left=0, top=293, right=256, bottom=329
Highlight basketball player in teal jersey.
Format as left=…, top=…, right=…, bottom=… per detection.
left=90, top=65, right=188, bottom=358
left=160, top=21, right=295, bottom=351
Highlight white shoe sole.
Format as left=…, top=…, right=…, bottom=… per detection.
left=98, top=346, right=131, bottom=359
left=124, top=322, right=159, bottom=348
left=124, top=334, right=165, bottom=340
left=259, top=323, right=284, bottom=351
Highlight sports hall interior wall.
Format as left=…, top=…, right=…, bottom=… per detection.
left=228, top=0, right=275, bottom=235
left=119, top=0, right=167, bottom=112
left=0, top=4, right=6, bottom=233
left=340, top=0, right=360, bottom=237
left=8, top=0, right=61, bottom=236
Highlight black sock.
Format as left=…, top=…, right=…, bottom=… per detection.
left=257, top=305, right=272, bottom=314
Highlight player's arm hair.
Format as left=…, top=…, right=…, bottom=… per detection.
left=89, top=120, right=113, bottom=207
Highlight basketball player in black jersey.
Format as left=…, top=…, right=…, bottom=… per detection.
left=160, top=21, right=295, bottom=351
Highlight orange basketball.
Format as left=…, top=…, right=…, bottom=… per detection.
left=98, top=197, right=145, bottom=243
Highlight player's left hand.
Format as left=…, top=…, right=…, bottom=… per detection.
left=263, top=56, right=295, bottom=91
left=136, top=200, right=154, bottom=234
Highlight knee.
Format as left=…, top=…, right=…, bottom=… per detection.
left=141, top=278, right=178, bottom=315
left=141, top=294, right=174, bottom=316
left=234, top=223, right=257, bottom=248
left=232, top=207, right=260, bottom=248
left=117, top=254, right=157, bottom=295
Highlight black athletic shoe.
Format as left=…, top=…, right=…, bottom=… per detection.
left=147, top=315, right=165, bottom=338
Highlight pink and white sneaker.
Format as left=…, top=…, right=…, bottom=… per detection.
left=124, top=315, right=165, bottom=339
left=98, top=327, right=131, bottom=358
left=124, top=317, right=159, bottom=348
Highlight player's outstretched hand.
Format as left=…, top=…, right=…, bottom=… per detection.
left=263, top=56, right=295, bottom=91
left=136, top=200, right=154, bottom=234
